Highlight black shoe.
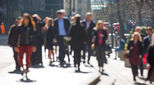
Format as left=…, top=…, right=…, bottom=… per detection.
left=83, top=60, right=85, bottom=64
left=133, top=77, right=136, bottom=81
left=87, top=61, right=90, bottom=64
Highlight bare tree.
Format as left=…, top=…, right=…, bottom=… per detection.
left=145, top=0, right=154, bottom=28
left=115, top=0, right=125, bottom=38
left=133, top=0, right=144, bottom=26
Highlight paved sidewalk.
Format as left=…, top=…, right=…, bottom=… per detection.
left=91, top=51, right=151, bottom=85
left=0, top=35, right=8, bottom=45
left=0, top=46, right=100, bottom=85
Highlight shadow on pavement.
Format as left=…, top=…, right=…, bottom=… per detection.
left=8, top=70, right=21, bottom=74
left=30, top=65, right=44, bottom=68
left=17, top=79, right=37, bottom=83
left=138, top=77, right=147, bottom=81
left=101, top=72, right=109, bottom=76
left=84, top=64, right=94, bottom=68
left=75, top=71, right=92, bottom=74
left=134, top=82, right=147, bottom=85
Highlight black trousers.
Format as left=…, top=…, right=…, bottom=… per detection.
left=147, top=66, right=154, bottom=80
left=95, top=46, right=106, bottom=67
left=140, top=58, right=144, bottom=76
left=74, top=48, right=81, bottom=67
left=57, top=36, right=66, bottom=64
left=12, top=47, right=20, bottom=70
left=31, top=44, right=42, bottom=65
left=82, top=43, right=91, bottom=62
left=131, top=64, right=138, bottom=78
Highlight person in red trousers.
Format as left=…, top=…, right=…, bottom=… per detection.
left=14, top=13, right=36, bottom=76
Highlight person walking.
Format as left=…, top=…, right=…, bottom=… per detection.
left=146, top=33, right=154, bottom=83
left=54, top=10, right=70, bottom=67
left=144, top=27, right=153, bottom=54
left=14, top=13, right=36, bottom=78
left=31, top=14, right=44, bottom=66
left=127, top=32, right=142, bottom=81
left=115, top=36, right=125, bottom=60
left=69, top=14, right=87, bottom=72
left=92, top=20, right=108, bottom=73
left=45, top=18, right=55, bottom=65
left=82, top=12, right=96, bottom=64
left=8, top=16, right=22, bottom=72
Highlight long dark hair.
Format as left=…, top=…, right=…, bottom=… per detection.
left=22, top=13, right=36, bottom=31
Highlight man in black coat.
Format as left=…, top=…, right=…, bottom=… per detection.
left=54, top=10, right=71, bottom=66
left=8, top=17, right=22, bottom=72
left=143, top=27, right=153, bottom=76
left=82, top=12, right=95, bottom=64
left=144, top=27, right=153, bottom=52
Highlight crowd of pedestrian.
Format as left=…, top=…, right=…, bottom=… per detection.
left=7, top=9, right=154, bottom=83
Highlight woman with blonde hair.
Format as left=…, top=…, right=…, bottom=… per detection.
left=146, top=33, right=154, bottom=83
left=92, top=20, right=107, bottom=73
left=127, top=32, right=143, bottom=81
left=44, top=18, right=55, bottom=65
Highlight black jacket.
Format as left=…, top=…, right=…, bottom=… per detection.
left=93, top=29, right=108, bottom=46
left=45, top=26, right=54, bottom=49
left=143, top=36, right=151, bottom=53
left=147, top=45, right=154, bottom=66
left=127, top=40, right=142, bottom=56
left=54, top=18, right=70, bottom=38
left=69, top=23, right=87, bottom=50
left=8, top=24, right=19, bottom=47
left=35, top=21, right=44, bottom=45
left=15, top=25, right=36, bottom=47
left=82, top=20, right=95, bottom=42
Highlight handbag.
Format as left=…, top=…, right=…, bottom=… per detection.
left=123, top=50, right=130, bottom=59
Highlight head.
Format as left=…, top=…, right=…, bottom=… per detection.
left=74, top=14, right=81, bottom=24
left=146, top=27, right=153, bottom=36
left=32, top=14, right=41, bottom=22
left=15, top=16, right=22, bottom=25
left=95, top=20, right=105, bottom=30
left=22, top=13, right=36, bottom=31
left=44, top=17, right=49, bottom=23
left=135, top=26, right=142, bottom=33
left=1, top=22, right=4, bottom=25
left=56, top=10, right=63, bottom=19
left=46, top=18, right=53, bottom=27
left=86, top=12, right=92, bottom=22
left=131, top=32, right=142, bottom=42
left=117, top=36, right=121, bottom=41
left=71, top=16, right=75, bottom=22
left=60, top=9, right=66, bottom=16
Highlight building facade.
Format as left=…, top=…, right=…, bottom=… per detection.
left=0, top=0, right=63, bottom=31
left=64, top=0, right=91, bottom=19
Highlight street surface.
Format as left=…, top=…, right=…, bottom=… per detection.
left=0, top=35, right=153, bottom=85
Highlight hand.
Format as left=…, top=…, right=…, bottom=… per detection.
left=146, top=64, right=151, bottom=69
left=53, top=39, right=57, bottom=43
left=14, top=47, right=20, bottom=53
left=139, top=55, right=142, bottom=59
left=32, top=47, right=37, bottom=52
left=92, top=39, right=95, bottom=43
left=100, top=34, right=104, bottom=38
left=130, top=47, right=133, bottom=50
left=84, top=42, right=87, bottom=45
left=91, top=44, right=95, bottom=49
